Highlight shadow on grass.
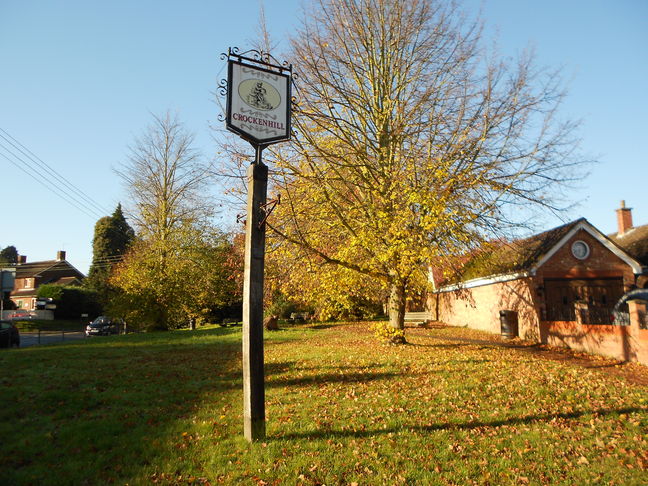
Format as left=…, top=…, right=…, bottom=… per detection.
left=0, top=326, right=246, bottom=485
left=414, top=335, right=503, bottom=348
left=443, top=358, right=492, bottom=365
left=267, top=370, right=405, bottom=388
left=276, top=406, right=647, bottom=441
left=5, top=330, right=413, bottom=479
left=415, top=332, right=640, bottom=375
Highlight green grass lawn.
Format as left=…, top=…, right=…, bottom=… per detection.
left=1, top=323, right=646, bottom=485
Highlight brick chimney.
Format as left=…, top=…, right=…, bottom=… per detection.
left=17, top=255, right=27, bottom=264
left=616, top=200, right=633, bottom=235
left=56, top=250, right=66, bottom=261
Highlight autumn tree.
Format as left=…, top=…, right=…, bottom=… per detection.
left=250, top=0, right=584, bottom=341
left=110, top=229, right=242, bottom=330
left=111, top=112, right=218, bottom=330
left=117, top=112, right=213, bottom=242
left=267, top=242, right=385, bottom=321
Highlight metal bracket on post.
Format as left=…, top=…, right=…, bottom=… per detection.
left=259, top=195, right=280, bottom=229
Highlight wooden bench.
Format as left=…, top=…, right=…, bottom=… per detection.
left=403, top=312, right=432, bottom=326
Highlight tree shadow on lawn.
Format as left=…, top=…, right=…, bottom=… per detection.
left=414, top=333, right=644, bottom=371
left=275, top=406, right=647, bottom=441
left=266, top=369, right=408, bottom=388
left=413, top=342, right=497, bottom=352
left=414, top=334, right=506, bottom=348
left=1, top=328, right=248, bottom=484
left=2, top=326, right=435, bottom=483
left=6, top=338, right=410, bottom=474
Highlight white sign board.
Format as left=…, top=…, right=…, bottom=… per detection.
left=226, top=60, right=291, bottom=145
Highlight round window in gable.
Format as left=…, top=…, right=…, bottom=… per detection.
left=571, top=240, right=590, bottom=260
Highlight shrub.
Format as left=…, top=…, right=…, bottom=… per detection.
left=266, top=292, right=298, bottom=319
left=37, top=284, right=101, bottom=319
left=373, top=322, right=406, bottom=344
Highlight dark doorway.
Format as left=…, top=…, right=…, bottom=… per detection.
left=544, top=278, right=625, bottom=324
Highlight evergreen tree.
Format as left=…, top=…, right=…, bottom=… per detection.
left=86, top=204, right=135, bottom=295
left=0, top=245, right=18, bottom=265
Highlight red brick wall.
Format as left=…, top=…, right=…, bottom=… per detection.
left=534, top=229, right=634, bottom=287
left=433, top=277, right=542, bottom=340
left=432, top=228, right=645, bottom=362
left=541, top=301, right=648, bottom=363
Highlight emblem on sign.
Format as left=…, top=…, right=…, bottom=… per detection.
left=240, top=80, right=280, bottom=111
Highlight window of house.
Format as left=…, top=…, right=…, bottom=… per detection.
left=24, top=278, right=33, bottom=289
left=571, top=240, right=590, bottom=260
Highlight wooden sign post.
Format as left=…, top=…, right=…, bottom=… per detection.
left=242, top=148, right=268, bottom=440
left=224, top=48, right=292, bottom=442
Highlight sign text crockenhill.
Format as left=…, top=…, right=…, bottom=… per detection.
left=226, top=60, right=291, bottom=145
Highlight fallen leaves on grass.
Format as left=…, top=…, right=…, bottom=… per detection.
left=150, top=472, right=212, bottom=485
left=3, top=322, right=647, bottom=485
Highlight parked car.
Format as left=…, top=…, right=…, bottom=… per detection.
left=0, top=320, right=20, bottom=348
left=85, top=316, right=123, bottom=336
left=9, top=310, right=36, bottom=321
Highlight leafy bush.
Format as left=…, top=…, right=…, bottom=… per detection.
left=209, top=302, right=242, bottom=324
left=37, top=284, right=101, bottom=319
left=373, top=321, right=406, bottom=344
left=265, top=291, right=299, bottom=319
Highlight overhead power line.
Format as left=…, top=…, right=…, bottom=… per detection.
left=0, top=149, right=101, bottom=220
left=0, top=127, right=112, bottom=219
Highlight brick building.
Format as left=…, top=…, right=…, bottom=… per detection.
left=9, top=251, right=85, bottom=310
left=430, top=202, right=648, bottom=363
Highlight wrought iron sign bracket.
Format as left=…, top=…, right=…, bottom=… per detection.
left=258, top=194, right=281, bottom=229
left=222, top=47, right=293, bottom=75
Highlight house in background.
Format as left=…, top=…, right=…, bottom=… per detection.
left=9, top=251, right=85, bottom=310
left=610, top=200, right=648, bottom=287
left=429, top=201, right=648, bottom=364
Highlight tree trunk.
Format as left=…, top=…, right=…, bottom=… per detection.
left=388, top=281, right=407, bottom=344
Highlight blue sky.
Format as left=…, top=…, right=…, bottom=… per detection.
left=1, top=0, right=646, bottom=274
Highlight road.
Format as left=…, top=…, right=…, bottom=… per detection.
left=19, top=331, right=87, bottom=348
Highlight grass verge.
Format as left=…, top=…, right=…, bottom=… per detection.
left=12, top=319, right=88, bottom=332
left=1, top=322, right=646, bottom=485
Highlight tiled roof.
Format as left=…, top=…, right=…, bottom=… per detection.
left=458, top=219, right=584, bottom=281
left=610, top=223, right=648, bottom=266
left=55, top=276, right=82, bottom=285
left=14, top=260, right=85, bottom=280
left=14, top=260, right=59, bottom=278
